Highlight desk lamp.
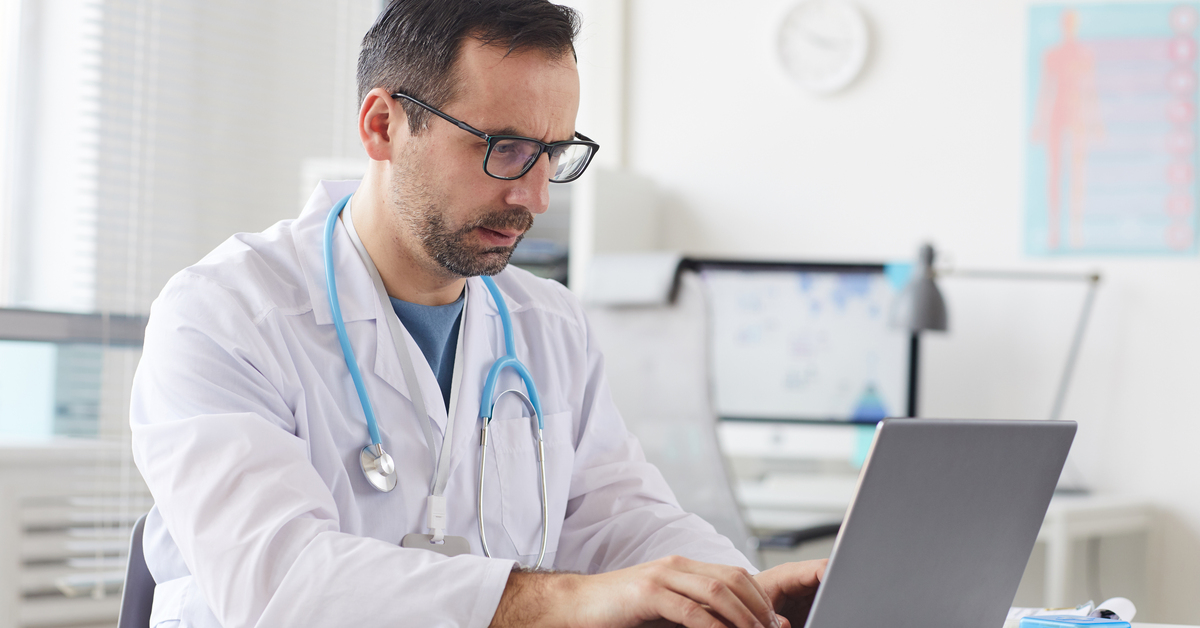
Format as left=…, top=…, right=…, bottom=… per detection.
left=891, top=243, right=1101, bottom=421
left=891, top=244, right=948, bottom=417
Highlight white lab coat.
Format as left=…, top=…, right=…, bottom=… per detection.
left=130, top=180, right=753, bottom=628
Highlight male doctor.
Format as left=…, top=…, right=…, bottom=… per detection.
left=130, top=1, right=824, bottom=626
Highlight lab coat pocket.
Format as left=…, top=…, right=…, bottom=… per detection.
left=489, top=410, right=575, bottom=558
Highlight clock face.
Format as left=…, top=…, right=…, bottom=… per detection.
left=778, top=0, right=870, bottom=94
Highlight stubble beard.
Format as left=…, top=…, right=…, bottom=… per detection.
left=390, top=164, right=534, bottom=278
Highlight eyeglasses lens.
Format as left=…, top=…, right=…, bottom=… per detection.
left=486, top=139, right=593, bottom=182
left=548, top=144, right=592, bottom=183
left=487, top=139, right=541, bottom=178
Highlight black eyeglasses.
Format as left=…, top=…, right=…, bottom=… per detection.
left=391, top=92, right=599, bottom=183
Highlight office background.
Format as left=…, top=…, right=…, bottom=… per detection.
left=0, top=0, right=1196, bottom=625
left=578, top=0, right=1200, bottom=619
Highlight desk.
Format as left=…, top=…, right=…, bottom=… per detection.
left=740, top=476, right=1154, bottom=610
left=1039, top=495, right=1155, bottom=607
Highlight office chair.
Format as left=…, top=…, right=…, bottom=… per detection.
left=118, top=513, right=155, bottom=628
left=585, top=271, right=760, bottom=563
left=585, top=269, right=846, bottom=567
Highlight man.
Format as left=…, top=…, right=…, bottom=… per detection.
left=130, top=1, right=825, bottom=626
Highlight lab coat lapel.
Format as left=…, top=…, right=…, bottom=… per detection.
left=370, top=290, right=449, bottom=435
left=294, top=180, right=436, bottom=429
left=297, top=180, right=374, bottom=326
left=444, top=277, right=505, bottom=481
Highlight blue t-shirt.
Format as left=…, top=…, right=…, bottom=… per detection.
left=389, top=292, right=465, bottom=410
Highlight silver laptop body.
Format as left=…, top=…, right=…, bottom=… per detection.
left=805, top=418, right=1077, bottom=628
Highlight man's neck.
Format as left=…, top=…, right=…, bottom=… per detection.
left=351, top=169, right=466, bottom=306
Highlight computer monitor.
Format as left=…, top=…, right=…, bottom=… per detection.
left=689, top=260, right=910, bottom=423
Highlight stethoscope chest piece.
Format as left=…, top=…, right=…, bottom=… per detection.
left=360, top=443, right=398, bottom=492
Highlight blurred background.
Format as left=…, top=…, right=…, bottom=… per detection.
left=0, top=0, right=1197, bottom=626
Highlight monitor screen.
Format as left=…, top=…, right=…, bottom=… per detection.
left=698, top=262, right=910, bottom=422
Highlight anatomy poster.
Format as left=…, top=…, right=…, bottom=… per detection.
left=1027, top=3, right=1200, bottom=255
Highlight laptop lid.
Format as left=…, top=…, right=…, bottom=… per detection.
left=805, top=418, right=1077, bottom=628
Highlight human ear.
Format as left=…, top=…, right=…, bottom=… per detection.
left=358, top=87, right=406, bottom=162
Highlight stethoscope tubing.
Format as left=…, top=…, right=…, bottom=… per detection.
left=323, top=194, right=383, bottom=447
left=478, top=277, right=546, bottom=430
left=479, top=388, right=549, bottom=569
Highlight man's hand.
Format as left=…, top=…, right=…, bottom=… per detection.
left=753, top=560, right=827, bottom=628
left=491, top=555, right=782, bottom=628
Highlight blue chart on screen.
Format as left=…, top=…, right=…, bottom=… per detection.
left=702, top=269, right=907, bottom=422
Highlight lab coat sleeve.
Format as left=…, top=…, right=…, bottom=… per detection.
left=130, top=272, right=516, bottom=628
left=551, top=299, right=756, bottom=575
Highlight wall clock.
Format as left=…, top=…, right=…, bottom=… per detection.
left=778, top=0, right=871, bottom=94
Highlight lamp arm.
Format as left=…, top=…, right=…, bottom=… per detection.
left=1049, top=276, right=1101, bottom=421
left=939, top=269, right=1101, bottom=283
left=936, top=266, right=1102, bottom=421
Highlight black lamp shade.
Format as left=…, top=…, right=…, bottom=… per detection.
left=892, top=244, right=949, bottom=333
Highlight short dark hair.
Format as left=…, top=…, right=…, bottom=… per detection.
left=357, top=0, right=580, bottom=134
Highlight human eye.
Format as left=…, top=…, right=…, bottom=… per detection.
left=492, top=139, right=538, bottom=160
left=487, top=139, right=540, bottom=177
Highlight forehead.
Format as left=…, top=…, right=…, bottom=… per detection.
left=447, top=40, right=580, bottom=140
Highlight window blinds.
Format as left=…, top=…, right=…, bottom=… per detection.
left=0, top=1, right=377, bottom=625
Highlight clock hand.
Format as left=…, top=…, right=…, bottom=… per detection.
left=800, top=26, right=841, bottom=50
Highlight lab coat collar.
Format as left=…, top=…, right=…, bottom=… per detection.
left=293, top=180, right=534, bottom=441
left=295, top=180, right=529, bottom=322
left=383, top=275, right=526, bottom=445
left=296, top=179, right=371, bottom=326
left=294, top=179, right=534, bottom=324
left=294, top=180, right=438, bottom=428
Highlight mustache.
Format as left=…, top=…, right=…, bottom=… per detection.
left=462, top=208, right=535, bottom=237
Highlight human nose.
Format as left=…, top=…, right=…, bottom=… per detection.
left=503, top=153, right=552, bottom=214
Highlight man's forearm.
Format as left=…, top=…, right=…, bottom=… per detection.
left=488, top=555, right=783, bottom=628
left=491, top=569, right=581, bottom=628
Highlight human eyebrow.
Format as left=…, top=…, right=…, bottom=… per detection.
left=485, top=127, right=526, bottom=137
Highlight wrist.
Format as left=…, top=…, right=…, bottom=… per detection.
left=543, top=572, right=585, bottom=628
left=492, top=568, right=586, bottom=628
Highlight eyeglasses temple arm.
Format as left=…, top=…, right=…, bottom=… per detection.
left=391, top=92, right=490, bottom=141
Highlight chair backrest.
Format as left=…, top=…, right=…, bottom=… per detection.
left=585, top=271, right=759, bottom=566
left=118, top=513, right=155, bottom=628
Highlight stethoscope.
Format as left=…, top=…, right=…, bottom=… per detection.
left=322, top=193, right=549, bottom=567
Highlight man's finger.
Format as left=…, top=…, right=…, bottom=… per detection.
left=756, top=560, right=826, bottom=600
left=678, top=561, right=777, bottom=627
left=656, top=591, right=734, bottom=628
left=660, top=572, right=770, bottom=628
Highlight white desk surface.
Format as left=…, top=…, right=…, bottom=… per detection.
left=1133, top=624, right=1197, bottom=627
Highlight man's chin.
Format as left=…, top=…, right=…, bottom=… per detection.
left=437, top=246, right=517, bottom=278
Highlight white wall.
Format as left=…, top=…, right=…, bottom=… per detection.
left=619, top=0, right=1200, bottom=622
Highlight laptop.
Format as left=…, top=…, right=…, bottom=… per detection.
left=804, top=418, right=1077, bottom=628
